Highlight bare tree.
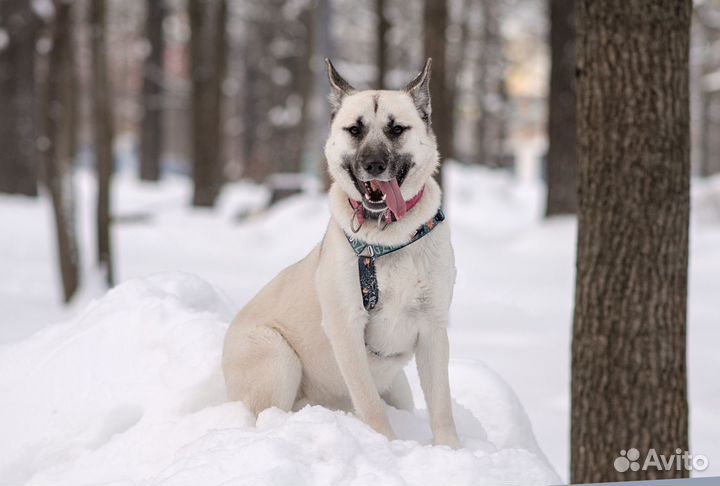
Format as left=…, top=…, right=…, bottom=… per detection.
left=139, top=0, right=166, bottom=181
left=241, top=0, right=315, bottom=183
left=90, top=0, right=115, bottom=287
left=291, top=4, right=315, bottom=170
left=376, top=0, right=389, bottom=89
left=572, top=0, right=691, bottom=482
left=43, top=0, right=80, bottom=302
left=694, top=3, right=720, bottom=177
left=545, top=0, right=577, bottom=216
left=189, top=0, right=226, bottom=207
left=474, top=0, right=507, bottom=167
left=239, top=25, right=269, bottom=181
left=0, top=1, right=40, bottom=196
left=423, top=0, right=450, bottom=189
left=445, top=0, right=471, bottom=164
left=313, top=0, right=334, bottom=190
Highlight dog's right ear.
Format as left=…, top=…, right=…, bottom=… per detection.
left=325, top=59, right=355, bottom=117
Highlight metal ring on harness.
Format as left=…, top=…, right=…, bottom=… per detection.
left=377, top=210, right=390, bottom=231
left=350, top=204, right=363, bottom=233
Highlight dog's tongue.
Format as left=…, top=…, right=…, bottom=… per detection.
left=370, top=178, right=406, bottom=220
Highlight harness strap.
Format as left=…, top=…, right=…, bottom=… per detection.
left=345, top=208, right=445, bottom=310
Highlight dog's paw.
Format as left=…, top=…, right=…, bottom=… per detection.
left=376, top=424, right=397, bottom=442
left=367, top=417, right=396, bottom=441
left=433, top=431, right=462, bottom=449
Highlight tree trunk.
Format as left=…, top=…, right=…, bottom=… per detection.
left=474, top=0, right=506, bottom=167
left=572, top=0, right=691, bottom=483
left=240, top=0, right=315, bottom=181
left=189, top=0, right=226, bottom=207
left=698, top=83, right=711, bottom=177
left=43, top=0, right=80, bottom=302
left=705, top=92, right=720, bottom=176
left=451, top=0, right=471, bottom=101
left=423, top=0, right=450, bottom=190
left=291, top=2, right=315, bottom=172
left=545, top=0, right=577, bottom=216
left=694, top=4, right=720, bottom=177
left=90, top=0, right=115, bottom=287
left=376, top=0, right=388, bottom=89
left=314, top=0, right=333, bottom=191
left=139, top=0, right=166, bottom=181
left=0, top=1, right=39, bottom=196
left=210, top=0, right=227, bottom=176
left=444, top=0, right=470, bottom=164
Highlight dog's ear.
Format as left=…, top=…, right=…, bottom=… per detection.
left=405, top=58, right=432, bottom=125
left=325, top=59, right=355, bottom=117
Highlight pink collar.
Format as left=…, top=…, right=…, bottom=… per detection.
left=348, top=186, right=425, bottom=227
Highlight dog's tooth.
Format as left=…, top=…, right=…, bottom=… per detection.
left=364, top=193, right=371, bottom=201
left=381, top=194, right=387, bottom=201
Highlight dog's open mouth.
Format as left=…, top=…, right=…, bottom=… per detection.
left=350, top=164, right=411, bottom=219
left=362, top=179, right=405, bottom=219
left=361, top=180, right=386, bottom=204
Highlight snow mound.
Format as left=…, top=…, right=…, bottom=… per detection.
left=0, top=274, right=559, bottom=485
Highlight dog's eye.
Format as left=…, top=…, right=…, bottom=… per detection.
left=347, top=126, right=361, bottom=137
left=390, top=125, right=406, bottom=136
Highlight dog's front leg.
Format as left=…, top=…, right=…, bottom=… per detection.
left=416, top=323, right=461, bottom=449
left=321, top=305, right=395, bottom=440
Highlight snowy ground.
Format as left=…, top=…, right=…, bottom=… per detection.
left=0, top=273, right=557, bottom=485
left=1, top=163, right=719, bottom=484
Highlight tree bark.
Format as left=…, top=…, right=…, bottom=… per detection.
left=423, top=0, right=450, bottom=190
left=240, top=0, right=315, bottom=181
left=698, top=82, right=711, bottom=177
left=545, top=0, right=577, bottom=216
left=90, top=0, right=115, bottom=287
left=376, top=0, right=388, bottom=89
left=572, top=0, right=691, bottom=483
left=43, top=0, right=80, bottom=302
left=703, top=92, right=720, bottom=176
left=695, top=4, right=720, bottom=177
left=189, top=0, right=226, bottom=207
left=210, top=0, right=227, bottom=175
left=0, top=1, right=39, bottom=196
left=139, top=0, right=166, bottom=181
left=474, top=0, right=506, bottom=167
left=290, top=2, right=315, bottom=173
left=314, top=0, right=333, bottom=191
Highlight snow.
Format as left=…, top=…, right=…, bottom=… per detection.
left=0, top=273, right=558, bottom=485
left=1, top=162, right=719, bottom=483
left=0, top=274, right=233, bottom=484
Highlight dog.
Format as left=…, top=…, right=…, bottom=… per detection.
left=222, top=58, right=461, bottom=448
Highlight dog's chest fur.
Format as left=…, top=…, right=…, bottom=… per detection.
left=362, top=235, right=441, bottom=360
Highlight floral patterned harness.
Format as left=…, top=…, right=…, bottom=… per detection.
left=344, top=208, right=445, bottom=311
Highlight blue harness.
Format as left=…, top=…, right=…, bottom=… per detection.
left=345, top=208, right=445, bottom=311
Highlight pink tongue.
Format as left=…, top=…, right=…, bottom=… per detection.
left=370, top=179, right=406, bottom=220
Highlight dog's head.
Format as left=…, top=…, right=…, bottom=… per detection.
left=323, top=59, right=439, bottom=220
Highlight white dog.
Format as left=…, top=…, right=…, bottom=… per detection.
left=222, top=59, right=461, bottom=448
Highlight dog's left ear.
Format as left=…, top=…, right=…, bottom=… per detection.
left=325, top=59, right=355, bottom=117
left=405, top=58, right=432, bottom=125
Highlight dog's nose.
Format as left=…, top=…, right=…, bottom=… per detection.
left=363, top=160, right=387, bottom=176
